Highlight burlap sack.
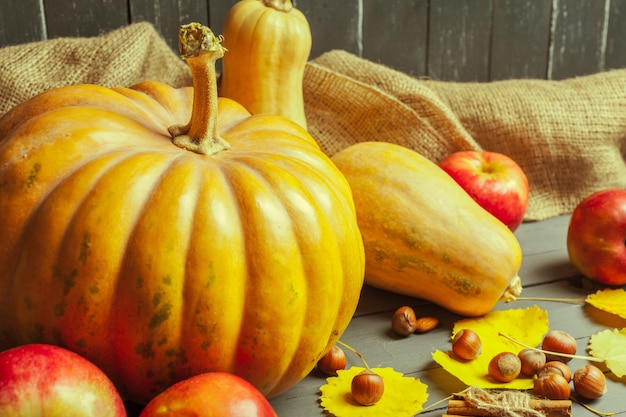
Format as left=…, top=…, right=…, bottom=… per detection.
left=1, top=23, right=625, bottom=221
left=305, top=50, right=626, bottom=221
left=0, top=22, right=191, bottom=116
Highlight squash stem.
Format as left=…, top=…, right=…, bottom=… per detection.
left=169, top=23, right=231, bottom=155
left=262, top=0, right=293, bottom=12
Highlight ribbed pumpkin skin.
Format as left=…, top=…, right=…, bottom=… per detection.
left=0, top=82, right=364, bottom=404
left=331, top=142, right=522, bottom=317
left=220, top=0, right=311, bottom=128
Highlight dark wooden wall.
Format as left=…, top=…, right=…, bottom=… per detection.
left=1, top=0, right=625, bottom=82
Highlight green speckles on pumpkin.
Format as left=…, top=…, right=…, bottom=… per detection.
left=52, top=265, right=77, bottom=296
left=79, top=231, right=92, bottom=265
left=135, top=341, right=156, bottom=359
left=54, top=299, right=67, bottom=317
left=88, top=284, right=99, bottom=294
left=149, top=302, right=172, bottom=329
left=152, top=292, right=163, bottom=307
left=26, top=162, right=41, bottom=187
left=442, top=273, right=481, bottom=298
left=162, top=275, right=172, bottom=286
left=136, top=277, right=144, bottom=289
left=75, top=337, right=87, bottom=348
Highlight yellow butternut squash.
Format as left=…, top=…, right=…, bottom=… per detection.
left=220, top=0, right=311, bottom=129
left=331, top=142, right=522, bottom=317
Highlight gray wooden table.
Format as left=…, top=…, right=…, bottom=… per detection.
left=268, top=215, right=626, bottom=416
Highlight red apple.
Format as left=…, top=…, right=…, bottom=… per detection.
left=567, top=188, right=626, bottom=285
left=139, top=372, right=278, bottom=417
left=438, top=150, right=529, bottom=231
left=0, top=344, right=126, bottom=417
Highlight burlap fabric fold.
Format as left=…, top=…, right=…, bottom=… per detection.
left=305, top=50, right=626, bottom=221
left=0, top=22, right=191, bottom=116
left=1, top=23, right=625, bottom=221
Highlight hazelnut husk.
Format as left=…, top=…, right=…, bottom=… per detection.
left=518, top=348, right=546, bottom=377
left=533, top=373, right=571, bottom=400
left=351, top=369, right=384, bottom=406
left=537, top=360, right=572, bottom=382
left=488, top=352, right=521, bottom=382
left=573, top=364, right=607, bottom=399
left=451, top=329, right=482, bottom=360
left=541, top=330, right=577, bottom=362
left=317, top=345, right=346, bottom=376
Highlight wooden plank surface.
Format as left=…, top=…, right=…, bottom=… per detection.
left=294, top=0, right=361, bottom=60
left=362, top=0, right=429, bottom=77
left=267, top=215, right=626, bottom=416
left=548, top=0, right=608, bottom=80
left=606, top=0, right=626, bottom=70
left=0, top=0, right=47, bottom=46
left=427, top=0, right=493, bottom=82
left=2, top=1, right=626, bottom=82
left=43, top=0, right=129, bottom=38
left=490, top=0, right=552, bottom=80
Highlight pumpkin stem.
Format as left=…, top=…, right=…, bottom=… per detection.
left=168, top=23, right=231, bottom=155
left=262, top=0, right=293, bottom=12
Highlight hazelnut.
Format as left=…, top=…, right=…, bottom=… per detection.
left=573, top=364, right=607, bottom=399
left=317, top=345, right=346, bottom=376
left=541, top=330, right=577, bottom=362
left=451, top=329, right=482, bottom=360
left=518, top=348, right=546, bottom=376
left=533, top=373, right=571, bottom=400
left=391, top=306, right=417, bottom=336
left=537, top=360, right=572, bottom=382
left=351, top=369, right=384, bottom=406
left=488, top=352, right=521, bottom=383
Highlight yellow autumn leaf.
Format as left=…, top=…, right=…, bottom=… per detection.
left=588, top=328, right=626, bottom=378
left=432, top=306, right=549, bottom=389
left=586, top=288, right=626, bottom=319
left=320, top=366, right=428, bottom=417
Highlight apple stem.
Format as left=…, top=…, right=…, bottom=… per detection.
left=498, top=332, right=605, bottom=363
left=336, top=340, right=371, bottom=370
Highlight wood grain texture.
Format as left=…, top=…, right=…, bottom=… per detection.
left=490, top=0, right=552, bottom=80
left=0, top=0, right=46, bottom=46
left=606, top=0, right=626, bottom=70
left=428, top=0, right=493, bottom=82
left=362, top=0, right=429, bottom=77
left=293, top=0, right=361, bottom=60
left=43, top=0, right=129, bottom=38
left=2, top=1, right=626, bottom=82
left=548, top=0, right=608, bottom=80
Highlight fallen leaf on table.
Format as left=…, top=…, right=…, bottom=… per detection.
left=588, top=328, right=626, bottom=378
left=432, top=305, right=549, bottom=389
left=586, top=288, right=626, bottom=320
left=320, top=366, right=428, bottom=417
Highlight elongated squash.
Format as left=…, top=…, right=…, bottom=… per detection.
left=220, top=0, right=311, bottom=129
left=331, top=142, right=522, bottom=317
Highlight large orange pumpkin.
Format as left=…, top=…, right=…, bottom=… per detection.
left=0, top=24, right=364, bottom=404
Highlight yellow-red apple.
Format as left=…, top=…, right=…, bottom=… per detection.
left=439, top=150, right=529, bottom=231
left=567, top=188, right=626, bottom=285
left=0, top=344, right=126, bottom=417
left=139, top=372, right=278, bottom=417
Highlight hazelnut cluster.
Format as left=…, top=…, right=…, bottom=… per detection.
left=450, top=329, right=607, bottom=400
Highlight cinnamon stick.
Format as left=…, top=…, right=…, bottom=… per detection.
left=447, top=398, right=571, bottom=417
